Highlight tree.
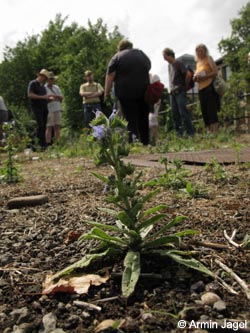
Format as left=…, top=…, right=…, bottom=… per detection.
left=218, top=2, right=250, bottom=125
left=0, top=15, right=123, bottom=133
left=219, top=1, right=250, bottom=79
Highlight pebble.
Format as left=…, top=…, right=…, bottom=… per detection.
left=10, top=307, right=29, bottom=325
left=213, top=300, right=227, bottom=312
left=42, top=312, right=57, bottom=333
left=201, top=292, right=221, bottom=305
left=190, top=281, right=205, bottom=293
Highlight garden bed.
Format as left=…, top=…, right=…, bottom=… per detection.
left=0, top=151, right=250, bottom=332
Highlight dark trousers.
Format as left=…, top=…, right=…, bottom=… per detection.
left=119, top=98, right=150, bottom=145
left=83, top=103, right=101, bottom=129
left=33, top=108, right=48, bottom=147
left=198, top=84, right=220, bottom=127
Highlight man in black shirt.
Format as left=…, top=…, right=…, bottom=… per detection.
left=27, top=69, right=50, bottom=149
left=105, top=39, right=151, bottom=145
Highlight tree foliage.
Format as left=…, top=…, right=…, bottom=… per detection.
left=219, top=2, right=250, bottom=79
left=0, top=15, right=123, bottom=131
left=218, top=2, right=250, bottom=124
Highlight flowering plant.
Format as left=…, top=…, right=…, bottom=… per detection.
left=53, top=112, right=213, bottom=297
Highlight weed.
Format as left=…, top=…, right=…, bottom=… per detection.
left=181, top=181, right=209, bottom=199
left=205, top=158, right=228, bottom=183
left=0, top=122, right=22, bottom=184
left=144, top=158, right=189, bottom=190
left=53, top=113, right=213, bottom=298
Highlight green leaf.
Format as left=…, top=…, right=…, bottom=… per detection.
left=138, top=213, right=167, bottom=231
left=83, top=220, right=131, bottom=237
left=91, top=171, right=109, bottom=184
left=155, top=249, right=215, bottom=277
left=122, top=251, right=141, bottom=298
left=142, top=205, right=168, bottom=217
left=151, top=216, right=187, bottom=239
left=52, top=249, right=111, bottom=281
left=186, top=181, right=193, bottom=193
left=139, top=225, right=153, bottom=239
left=141, top=188, right=160, bottom=204
left=99, top=207, right=117, bottom=216
left=117, top=211, right=133, bottom=228
left=143, top=236, right=180, bottom=249
left=171, top=230, right=198, bottom=237
left=82, top=227, right=127, bottom=246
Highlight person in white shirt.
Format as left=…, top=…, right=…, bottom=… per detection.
left=45, top=72, right=63, bottom=145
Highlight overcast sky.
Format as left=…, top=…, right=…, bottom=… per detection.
left=0, top=0, right=249, bottom=85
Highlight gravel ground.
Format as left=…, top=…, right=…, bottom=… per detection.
left=0, top=152, right=250, bottom=333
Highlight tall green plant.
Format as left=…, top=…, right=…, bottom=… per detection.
left=53, top=113, right=213, bottom=298
left=0, top=122, right=22, bottom=183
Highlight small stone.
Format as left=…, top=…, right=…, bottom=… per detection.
left=32, top=301, right=41, bottom=310
left=57, top=302, right=65, bottom=310
left=190, top=281, right=205, bottom=293
left=141, top=312, right=154, bottom=321
left=10, top=307, right=29, bottom=324
left=39, top=295, right=48, bottom=302
left=42, top=312, right=57, bottom=333
left=201, top=292, right=221, bottom=305
left=213, top=300, right=227, bottom=312
left=81, top=311, right=90, bottom=318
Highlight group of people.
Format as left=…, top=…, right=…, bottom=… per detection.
left=81, top=40, right=220, bottom=147
left=27, top=69, right=63, bottom=150
left=163, top=44, right=220, bottom=137
left=25, top=40, right=221, bottom=150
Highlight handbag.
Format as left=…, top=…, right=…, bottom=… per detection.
left=213, top=75, right=227, bottom=96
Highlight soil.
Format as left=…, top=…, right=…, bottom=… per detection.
left=0, top=147, right=250, bottom=333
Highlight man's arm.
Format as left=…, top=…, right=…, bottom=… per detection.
left=28, top=91, right=48, bottom=100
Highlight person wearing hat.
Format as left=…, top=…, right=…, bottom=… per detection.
left=45, top=72, right=63, bottom=145
left=27, top=69, right=50, bottom=150
left=79, top=70, right=104, bottom=130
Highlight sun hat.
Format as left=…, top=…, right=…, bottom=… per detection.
left=84, top=70, right=92, bottom=77
left=38, top=69, right=50, bottom=78
left=48, top=71, right=57, bottom=80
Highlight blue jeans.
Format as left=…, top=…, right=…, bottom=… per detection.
left=170, top=91, right=195, bottom=136
left=83, top=103, right=101, bottom=129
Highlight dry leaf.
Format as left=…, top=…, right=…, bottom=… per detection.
left=94, top=319, right=125, bottom=332
left=42, top=271, right=109, bottom=295
left=94, top=319, right=116, bottom=332
left=64, top=230, right=83, bottom=244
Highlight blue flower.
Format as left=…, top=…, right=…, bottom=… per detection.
left=93, top=124, right=106, bottom=140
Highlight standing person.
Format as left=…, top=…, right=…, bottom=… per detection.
left=148, top=73, right=162, bottom=145
left=0, top=96, right=9, bottom=144
left=162, top=48, right=195, bottom=137
left=79, top=70, right=104, bottom=130
left=194, top=44, right=220, bottom=134
left=27, top=69, right=50, bottom=150
left=105, top=39, right=151, bottom=145
left=45, top=72, right=63, bottom=145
